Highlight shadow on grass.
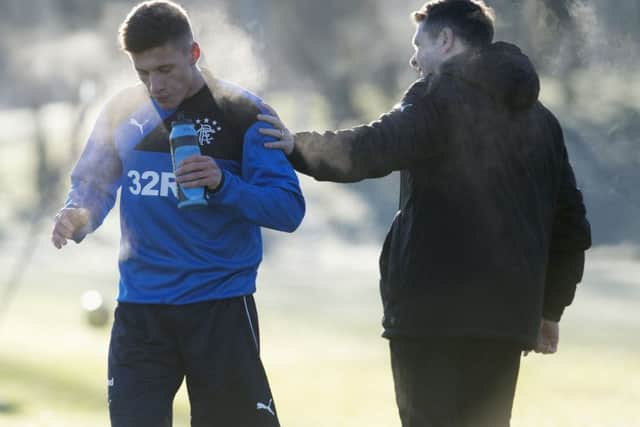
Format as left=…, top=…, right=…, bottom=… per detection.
left=0, top=354, right=191, bottom=423
left=0, top=355, right=105, bottom=412
left=0, top=401, right=20, bottom=415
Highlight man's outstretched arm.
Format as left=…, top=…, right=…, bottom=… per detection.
left=260, top=79, right=442, bottom=183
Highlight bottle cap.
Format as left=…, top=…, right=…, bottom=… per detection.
left=171, top=117, right=194, bottom=128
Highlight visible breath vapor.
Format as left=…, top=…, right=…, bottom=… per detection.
left=571, top=1, right=639, bottom=68
left=190, top=7, right=268, bottom=91
left=528, top=0, right=640, bottom=74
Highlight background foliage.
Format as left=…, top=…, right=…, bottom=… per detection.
left=0, top=1, right=638, bottom=426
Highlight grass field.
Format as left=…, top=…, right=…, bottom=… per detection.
left=0, top=215, right=638, bottom=427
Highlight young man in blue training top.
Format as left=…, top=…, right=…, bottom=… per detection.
left=51, top=1, right=304, bottom=426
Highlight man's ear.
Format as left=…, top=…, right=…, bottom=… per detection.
left=440, top=27, right=455, bottom=53
left=191, top=42, right=201, bottom=64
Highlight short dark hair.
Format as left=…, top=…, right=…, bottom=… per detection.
left=119, top=1, right=193, bottom=53
left=412, top=0, right=495, bottom=47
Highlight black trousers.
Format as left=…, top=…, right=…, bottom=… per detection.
left=390, top=337, right=522, bottom=427
left=108, top=296, right=280, bottom=427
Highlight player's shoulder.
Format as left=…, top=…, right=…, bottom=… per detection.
left=100, top=84, right=150, bottom=125
left=202, top=70, right=265, bottom=132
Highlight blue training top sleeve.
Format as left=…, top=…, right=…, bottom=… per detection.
left=206, top=120, right=305, bottom=233
left=65, top=105, right=122, bottom=235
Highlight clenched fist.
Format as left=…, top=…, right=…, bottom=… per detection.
left=51, top=207, right=91, bottom=249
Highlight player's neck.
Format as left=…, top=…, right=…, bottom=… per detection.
left=186, top=67, right=206, bottom=98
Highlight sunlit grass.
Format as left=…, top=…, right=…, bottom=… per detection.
left=0, top=231, right=638, bottom=427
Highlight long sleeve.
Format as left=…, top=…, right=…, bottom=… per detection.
left=543, top=136, right=592, bottom=321
left=289, top=78, right=441, bottom=183
left=206, top=121, right=305, bottom=232
left=65, top=106, right=122, bottom=239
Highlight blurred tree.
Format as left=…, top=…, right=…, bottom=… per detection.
left=522, top=0, right=582, bottom=103
left=0, top=0, right=637, bottom=246
left=256, top=0, right=391, bottom=125
left=0, top=0, right=102, bottom=30
left=0, top=3, right=126, bottom=320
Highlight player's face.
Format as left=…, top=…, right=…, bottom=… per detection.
left=410, top=21, right=446, bottom=78
left=130, top=41, right=199, bottom=109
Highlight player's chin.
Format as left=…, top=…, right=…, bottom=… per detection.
left=155, top=96, right=178, bottom=109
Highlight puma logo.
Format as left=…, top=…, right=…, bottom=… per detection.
left=129, top=118, right=149, bottom=135
left=256, top=398, right=275, bottom=416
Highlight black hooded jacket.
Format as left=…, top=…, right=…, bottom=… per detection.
left=290, top=42, right=591, bottom=348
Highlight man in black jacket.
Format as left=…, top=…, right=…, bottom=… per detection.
left=259, top=1, right=591, bottom=426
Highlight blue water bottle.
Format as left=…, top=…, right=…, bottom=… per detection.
left=170, top=119, right=208, bottom=209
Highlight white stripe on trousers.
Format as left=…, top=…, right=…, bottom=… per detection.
left=243, top=296, right=259, bottom=352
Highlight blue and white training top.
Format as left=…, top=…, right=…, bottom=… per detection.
left=66, top=71, right=305, bottom=304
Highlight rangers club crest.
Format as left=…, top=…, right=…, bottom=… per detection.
left=195, top=118, right=222, bottom=146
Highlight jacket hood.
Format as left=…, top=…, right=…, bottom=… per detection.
left=440, top=41, right=540, bottom=111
